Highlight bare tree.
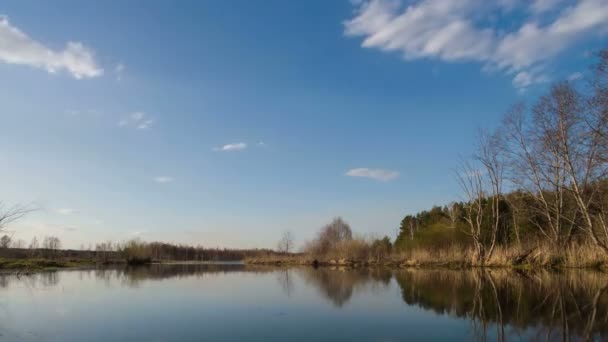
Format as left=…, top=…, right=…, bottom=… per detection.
left=447, top=202, right=461, bottom=228
left=305, top=217, right=353, bottom=255
left=29, top=237, right=39, bottom=249
left=12, top=239, right=25, bottom=249
left=502, top=103, right=572, bottom=246
left=0, top=235, right=11, bottom=248
left=43, top=236, right=61, bottom=257
left=456, top=129, right=505, bottom=265
left=277, top=231, right=294, bottom=253
left=475, top=130, right=504, bottom=261
left=28, top=236, right=39, bottom=257
left=457, top=160, right=488, bottom=263
left=0, top=202, right=34, bottom=232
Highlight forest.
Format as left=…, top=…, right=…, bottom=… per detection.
left=390, top=48, right=608, bottom=266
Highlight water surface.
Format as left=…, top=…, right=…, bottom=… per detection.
left=1, top=265, right=607, bottom=341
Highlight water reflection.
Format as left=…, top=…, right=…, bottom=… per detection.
left=0, top=265, right=606, bottom=341
left=299, top=267, right=391, bottom=307
left=0, top=271, right=61, bottom=289
left=277, top=269, right=294, bottom=297
left=395, top=269, right=608, bottom=341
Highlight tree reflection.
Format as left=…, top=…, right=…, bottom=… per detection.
left=298, top=267, right=392, bottom=307
left=277, top=268, right=294, bottom=297
left=394, top=269, right=608, bottom=341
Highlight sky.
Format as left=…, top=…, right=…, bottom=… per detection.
left=0, top=0, right=606, bottom=249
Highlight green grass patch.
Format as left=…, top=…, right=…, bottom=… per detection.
left=0, top=258, right=94, bottom=271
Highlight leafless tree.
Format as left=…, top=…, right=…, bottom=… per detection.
left=447, top=202, right=460, bottom=228
left=475, top=130, right=504, bottom=260
left=408, top=217, right=418, bottom=240
left=502, top=103, right=573, bottom=246
left=29, top=237, right=39, bottom=249
left=42, top=236, right=61, bottom=257
left=277, top=231, right=294, bottom=253
left=0, top=202, right=34, bottom=232
left=0, top=235, right=11, bottom=248
left=305, top=217, right=353, bottom=255
left=28, top=237, right=39, bottom=257
left=455, top=129, right=505, bottom=264
left=12, top=239, right=25, bottom=249
left=457, top=159, right=488, bottom=263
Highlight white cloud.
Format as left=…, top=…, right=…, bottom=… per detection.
left=568, top=71, right=583, bottom=81
left=154, top=176, right=174, bottom=183
left=118, top=111, right=154, bottom=129
left=344, top=0, right=608, bottom=88
left=56, top=208, right=76, bottom=215
left=346, top=168, right=399, bottom=181
left=213, top=142, right=247, bottom=151
left=512, top=70, right=548, bottom=89
left=0, top=15, right=102, bottom=79
left=531, top=0, right=565, bottom=13
left=137, top=119, right=154, bottom=130
left=61, top=225, right=79, bottom=232
left=115, top=63, right=125, bottom=81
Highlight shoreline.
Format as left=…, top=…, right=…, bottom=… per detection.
left=0, top=258, right=247, bottom=273
left=244, top=256, right=608, bottom=270
left=2, top=256, right=607, bottom=273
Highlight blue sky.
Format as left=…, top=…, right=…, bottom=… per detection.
left=0, top=0, right=606, bottom=249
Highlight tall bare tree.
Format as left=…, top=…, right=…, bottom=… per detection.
left=475, top=130, right=504, bottom=260
left=457, top=160, right=488, bottom=263
left=277, top=231, right=294, bottom=253
left=447, top=202, right=461, bottom=228
left=0, top=202, right=33, bottom=233
left=456, top=129, right=505, bottom=264
left=502, top=103, right=572, bottom=246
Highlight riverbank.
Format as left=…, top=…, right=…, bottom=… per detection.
left=0, top=258, right=97, bottom=272
left=246, top=244, right=608, bottom=270
left=0, top=258, right=246, bottom=273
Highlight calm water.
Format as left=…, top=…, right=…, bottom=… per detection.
left=0, top=265, right=607, bottom=341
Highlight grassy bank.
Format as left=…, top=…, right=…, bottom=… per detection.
left=246, top=243, right=608, bottom=270
left=0, top=258, right=97, bottom=272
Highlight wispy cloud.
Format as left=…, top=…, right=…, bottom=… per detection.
left=64, top=108, right=101, bottom=118
left=568, top=71, right=583, bottom=81
left=56, top=208, right=76, bottom=215
left=60, top=225, right=79, bottom=232
left=213, top=142, right=247, bottom=151
left=531, top=0, right=565, bottom=13
left=154, top=176, right=174, bottom=183
left=344, top=0, right=608, bottom=89
left=0, top=15, right=102, bottom=79
left=115, top=63, right=125, bottom=81
left=346, top=168, right=399, bottom=182
left=512, top=70, right=548, bottom=90
left=118, top=111, right=154, bottom=130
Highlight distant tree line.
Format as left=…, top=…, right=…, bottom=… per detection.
left=0, top=235, right=282, bottom=263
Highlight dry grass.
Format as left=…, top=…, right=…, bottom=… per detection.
left=326, top=239, right=373, bottom=261
left=248, top=239, right=608, bottom=269
left=395, top=242, right=608, bottom=268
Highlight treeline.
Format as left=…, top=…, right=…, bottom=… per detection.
left=394, top=48, right=608, bottom=265
left=115, top=240, right=279, bottom=264
left=0, top=237, right=283, bottom=264
left=248, top=217, right=393, bottom=265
